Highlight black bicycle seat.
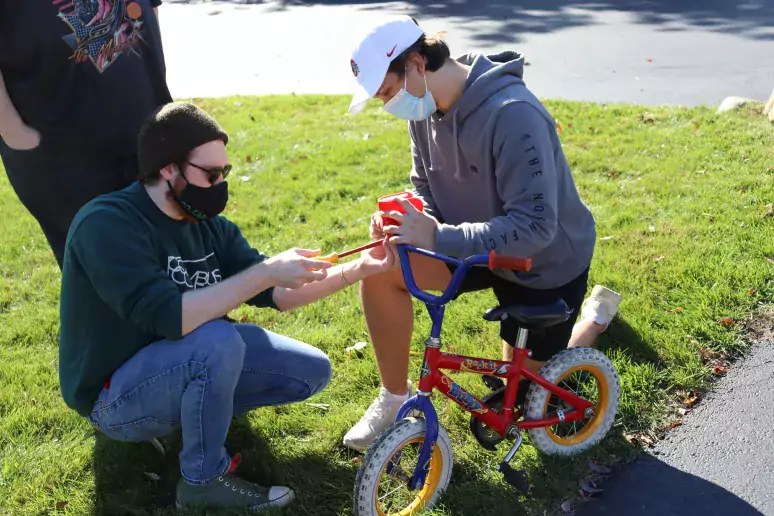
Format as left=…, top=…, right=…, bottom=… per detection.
left=483, top=299, right=570, bottom=330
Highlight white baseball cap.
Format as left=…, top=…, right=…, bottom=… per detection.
left=348, top=16, right=425, bottom=114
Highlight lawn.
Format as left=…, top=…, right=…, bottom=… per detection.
left=0, top=95, right=772, bottom=516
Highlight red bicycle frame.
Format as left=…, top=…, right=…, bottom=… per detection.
left=418, top=345, right=595, bottom=437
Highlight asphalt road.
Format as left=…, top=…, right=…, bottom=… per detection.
left=577, top=341, right=774, bottom=516
left=160, top=0, right=774, bottom=106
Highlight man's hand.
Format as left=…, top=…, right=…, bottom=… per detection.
left=354, top=237, right=397, bottom=277
left=381, top=197, right=439, bottom=251
left=264, top=248, right=331, bottom=289
left=2, top=124, right=40, bottom=151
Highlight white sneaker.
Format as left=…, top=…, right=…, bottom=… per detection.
left=342, top=382, right=413, bottom=452
left=579, top=285, right=622, bottom=330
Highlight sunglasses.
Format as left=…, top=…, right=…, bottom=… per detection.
left=187, top=162, right=232, bottom=184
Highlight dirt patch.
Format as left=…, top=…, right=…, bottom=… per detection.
left=741, top=306, right=774, bottom=343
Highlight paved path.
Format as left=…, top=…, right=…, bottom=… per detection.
left=160, top=0, right=774, bottom=106
left=577, top=341, right=774, bottom=516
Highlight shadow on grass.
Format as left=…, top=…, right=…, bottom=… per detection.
left=92, top=416, right=357, bottom=516
left=599, top=316, right=663, bottom=368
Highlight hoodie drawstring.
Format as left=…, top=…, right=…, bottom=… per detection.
left=452, top=110, right=462, bottom=180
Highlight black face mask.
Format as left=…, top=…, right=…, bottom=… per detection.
left=168, top=177, right=229, bottom=221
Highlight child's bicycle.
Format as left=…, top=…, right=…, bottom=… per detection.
left=353, top=244, right=620, bottom=515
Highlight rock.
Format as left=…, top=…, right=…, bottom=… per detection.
left=717, top=96, right=761, bottom=113
left=765, top=87, right=774, bottom=122
left=765, top=88, right=774, bottom=115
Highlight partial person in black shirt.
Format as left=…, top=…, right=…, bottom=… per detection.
left=0, top=0, right=172, bottom=268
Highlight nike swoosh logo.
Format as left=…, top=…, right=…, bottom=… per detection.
left=386, top=45, right=397, bottom=58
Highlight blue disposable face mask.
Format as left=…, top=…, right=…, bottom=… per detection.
left=383, top=71, right=437, bottom=121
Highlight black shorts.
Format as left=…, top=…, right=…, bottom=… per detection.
left=446, top=264, right=590, bottom=362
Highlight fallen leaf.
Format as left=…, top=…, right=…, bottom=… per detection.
left=556, top=122, right=564, bottom=132
left=765, top=204, right=774, bottom=218
left=351, top=456, right=363, bottom=465
left=694, top=130, right=701, bottom=136
left=588, top=125, right=596, bottom=132
left=683, top=390, right=700, bottom=407
left=668, top=420, right=682, bottom=429
left=55, top=501, right=69, bottom=510
left=625, top=433, right=654, bottom=447
left=717, top=317, right=734, bottom=326
left=600, top=236, right=615, bottom=242
left=245, top=155, right=252, bottom=163
left=144, top=472, right=161, bottom=481
left=305, top=403, right=330, bottom=410
left=608, top=171, right=619, bottom=179
left=742, top=154, right=749, bottom=159
left=642, top=113, right=656, bottom=123
left=239, top=316, right=248, bottom=323
left=589, top=461, right=612, bottom=474
left=612, top=201, right=620, bottom=206
left=667, top=306, right=683, bottom=313
left=653, top=255, right=665, bottom=262
left=713, top=363, right=729, bottom=374
left=747, top=289, right=757, bottom=295
left=345, top=341, right=368, bottom=354
left=299, top=154, right=308, bottom=159
left=678, top=407, right=691, bottom=416
left=568, top=123, right=574, bottom=128
left=708, top=216, right=715, bottom=223
left=579, top=478, right=604, bottom=494
left=266, top=321, right=277, bottom=328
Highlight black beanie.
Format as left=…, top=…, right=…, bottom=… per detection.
left=137, top=101, right=229, bottom=180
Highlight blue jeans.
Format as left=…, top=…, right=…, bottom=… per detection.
left=88, top=320, right=332, bottom=484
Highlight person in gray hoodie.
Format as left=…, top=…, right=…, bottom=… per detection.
left=342, top=16, right=622, bottom=452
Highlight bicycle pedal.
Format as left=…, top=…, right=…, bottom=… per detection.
left=482, top=374, right=505, bottom=392
left=497, top=462, right=530, bottom=493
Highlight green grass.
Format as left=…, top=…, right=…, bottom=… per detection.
left=0, top=95, right=772, bottom=516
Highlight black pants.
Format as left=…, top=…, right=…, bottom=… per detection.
left=0, top=141, right=138, bottom=269
left=448, top=264, right=590, bottom=362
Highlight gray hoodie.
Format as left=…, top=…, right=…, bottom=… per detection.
left=410, top=51, right=596, bottom=289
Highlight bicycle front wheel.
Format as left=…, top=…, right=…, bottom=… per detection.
left=353, top=417, right=453, bottom=516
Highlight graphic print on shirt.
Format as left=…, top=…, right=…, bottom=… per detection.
left=167, top=253, right=222, bottom=290
left=52, top=0, right=150, bottom=73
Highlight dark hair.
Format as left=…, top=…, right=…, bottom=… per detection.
left=387, top=24, right=451, bottom=77
left=140, top=152, right=189, bottom=184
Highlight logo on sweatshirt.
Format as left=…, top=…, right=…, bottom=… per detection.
left=167, top=253, right=222, bottom=290
left=53, top=0, right=150, bottom=73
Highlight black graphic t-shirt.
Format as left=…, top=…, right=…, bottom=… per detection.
left=0, top=0, right=172, bottom=155
left=59, top=182, right=277, bottom=416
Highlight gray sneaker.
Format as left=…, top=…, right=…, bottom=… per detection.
left=175, top=473, right=295, bottom=511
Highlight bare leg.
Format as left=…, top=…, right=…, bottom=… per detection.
left=568, top=320, right=607, bottom=348
left=501, top=341, right=544, bottom=374
left=360, top=254, right=452, bottom=395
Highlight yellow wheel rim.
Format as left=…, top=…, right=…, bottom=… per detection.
left=543, top=365, right=609, bottom=445
left=374, top=437, right=444, bottom=516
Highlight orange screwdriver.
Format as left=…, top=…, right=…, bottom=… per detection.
left=316, top=240, right=384, bottom=263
